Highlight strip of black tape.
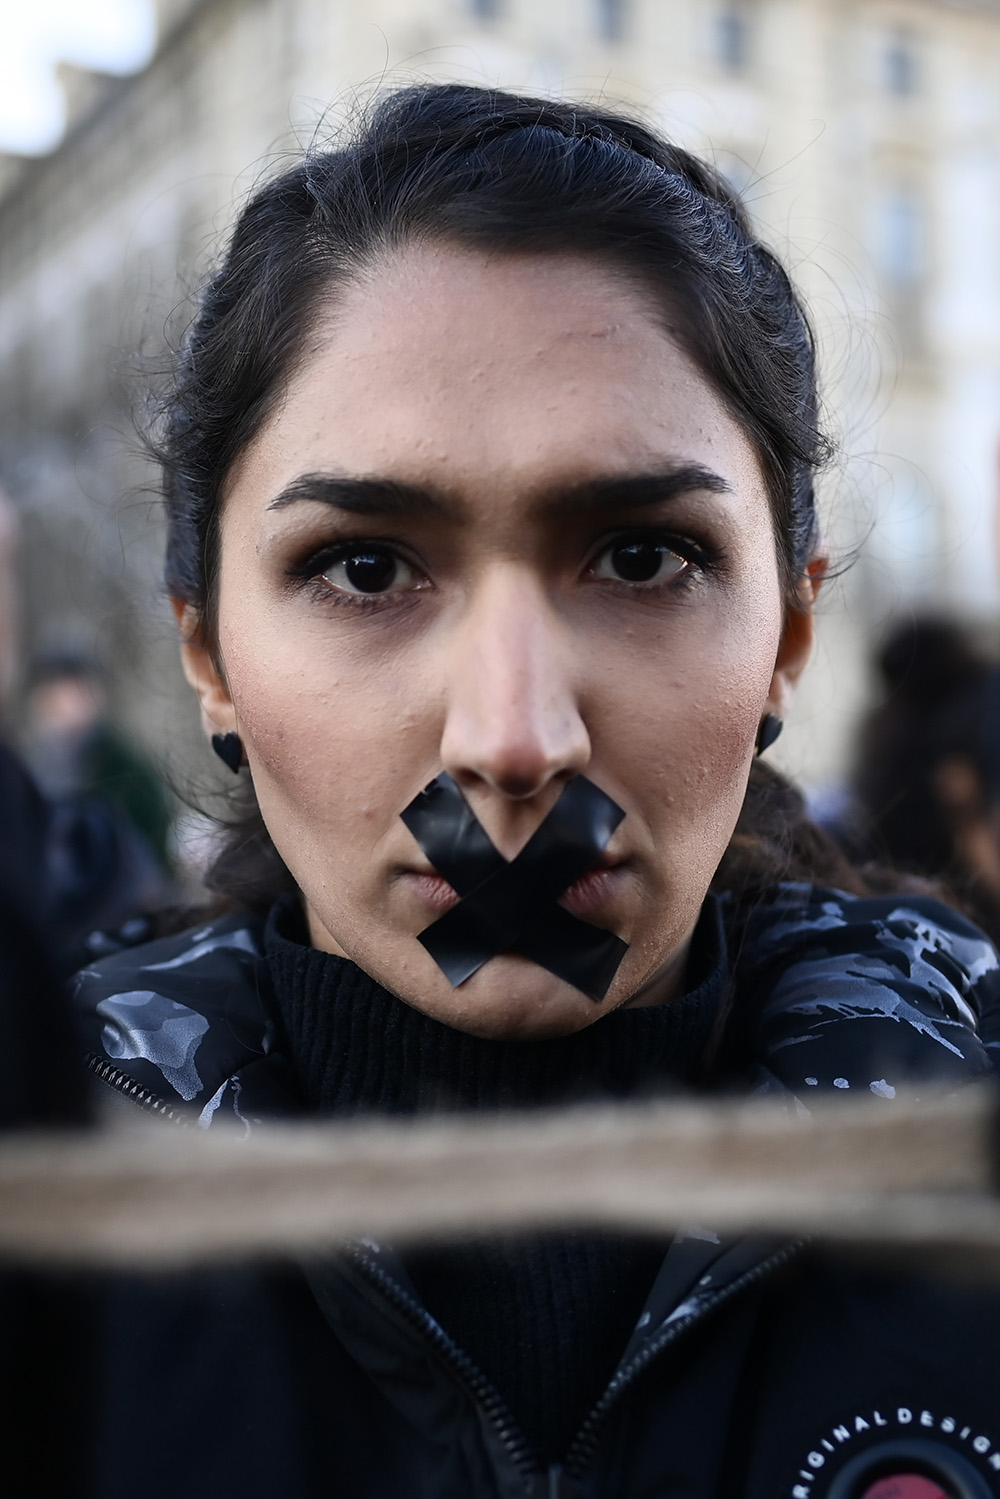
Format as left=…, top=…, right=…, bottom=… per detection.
left=401, top=774, right=628, bottom=1001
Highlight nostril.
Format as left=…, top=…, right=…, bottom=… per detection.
left=450, top=763, right=556, bottom=801
left=493, top=770, right=550, bottom=800
left=486, top=750, right=583, bottom=801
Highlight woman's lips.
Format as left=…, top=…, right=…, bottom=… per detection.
left=400, top=861, right=627, bottom=921
left=559, top=863, right=627, bottom=919
left=403, top=871, right=461, bottom=914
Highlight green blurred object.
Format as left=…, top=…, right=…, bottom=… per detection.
left=82, top=723, right=173, bottom=871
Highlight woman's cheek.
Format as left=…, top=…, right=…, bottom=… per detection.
left=231, top=653, right=437, bottom=885
left=626, top=658, right=765, bottom=877
left=608, top=629, right=764, bottom=775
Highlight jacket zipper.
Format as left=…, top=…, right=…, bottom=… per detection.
left=349, top=1238, right=804, bottom=1492
left=85, top=1052, right=190, bottom=1126
left=86, top=1059, right=804, bottom=1488
left=347, top=1244, right=540, bottom=1485
left=562, top=1239, right=806, bottom=1479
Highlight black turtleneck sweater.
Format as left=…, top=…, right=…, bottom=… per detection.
left=265, top=897, right=728, bottom=1465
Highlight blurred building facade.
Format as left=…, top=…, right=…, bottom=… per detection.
left=0, top=0, right=999, bottom=791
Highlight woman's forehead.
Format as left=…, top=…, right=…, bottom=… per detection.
left=226, top=243, right=768, bottom=519
left=345, top=246, right=696, bottom=383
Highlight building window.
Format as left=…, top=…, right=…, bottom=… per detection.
left=879, top=189, right=924, bottom=289
left=717, top=6, right=749, bottom=72
left=596, top=0, right=625, bottom=43
left=884, top=29, right=917, bottom=95
left=875, top=186, right=927, bottom=354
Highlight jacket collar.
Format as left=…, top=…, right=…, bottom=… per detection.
left=73, top=883, right=999, bottom=1128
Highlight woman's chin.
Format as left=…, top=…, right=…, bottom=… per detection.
left=396, top=953, right=614, bottom=1040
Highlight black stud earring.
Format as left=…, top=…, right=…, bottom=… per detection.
left=211, top=732, right=244, bottom=774
left=756, top=714, right=783, bottom=755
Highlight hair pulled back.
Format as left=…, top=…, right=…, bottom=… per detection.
left=158, top=83, right=857, bottom=911
left=162, top=83, right=825, bottom=616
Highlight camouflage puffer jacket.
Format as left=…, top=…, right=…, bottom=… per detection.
left=76, top=884, right=1000, bottom=1128
left=72, top=885, right=1000, bottom=1499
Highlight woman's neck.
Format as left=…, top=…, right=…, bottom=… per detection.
left=264, top=894, right=728, bottom=1117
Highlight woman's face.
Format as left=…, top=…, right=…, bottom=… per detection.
left=182, top=245, right=814, bottom=1038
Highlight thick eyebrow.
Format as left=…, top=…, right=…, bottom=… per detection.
left=540, top=465, right=733, bottom=516
left=266, top=463, right=731, bottom=519
left=267, top=474, right=455, bottom=517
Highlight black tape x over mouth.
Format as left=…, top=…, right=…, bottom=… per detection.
left=400, top=773, right=629, bottom=1001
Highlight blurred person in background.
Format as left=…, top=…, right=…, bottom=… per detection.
left=0, top=490, right=172, bottom=973
left=24, top=652, right=173, bottom=874
left=840, top=617, right=1000, bottom=946
left=0, top=490, right=96, bottom=1498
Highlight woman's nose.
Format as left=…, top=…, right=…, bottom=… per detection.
left=439, top=569, right=591, bottom=803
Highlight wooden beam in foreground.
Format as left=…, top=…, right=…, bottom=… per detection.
left=0, top=1090, right=995, bottom=1268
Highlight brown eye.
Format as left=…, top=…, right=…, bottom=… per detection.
left=593, top=538, right=688, bottom=585
left=322, top=547, right=419, bottom=596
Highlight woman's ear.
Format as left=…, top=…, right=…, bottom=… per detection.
left=765, top=556, right=826, bottom=721
left=171, top=598, right=238, bottom=740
